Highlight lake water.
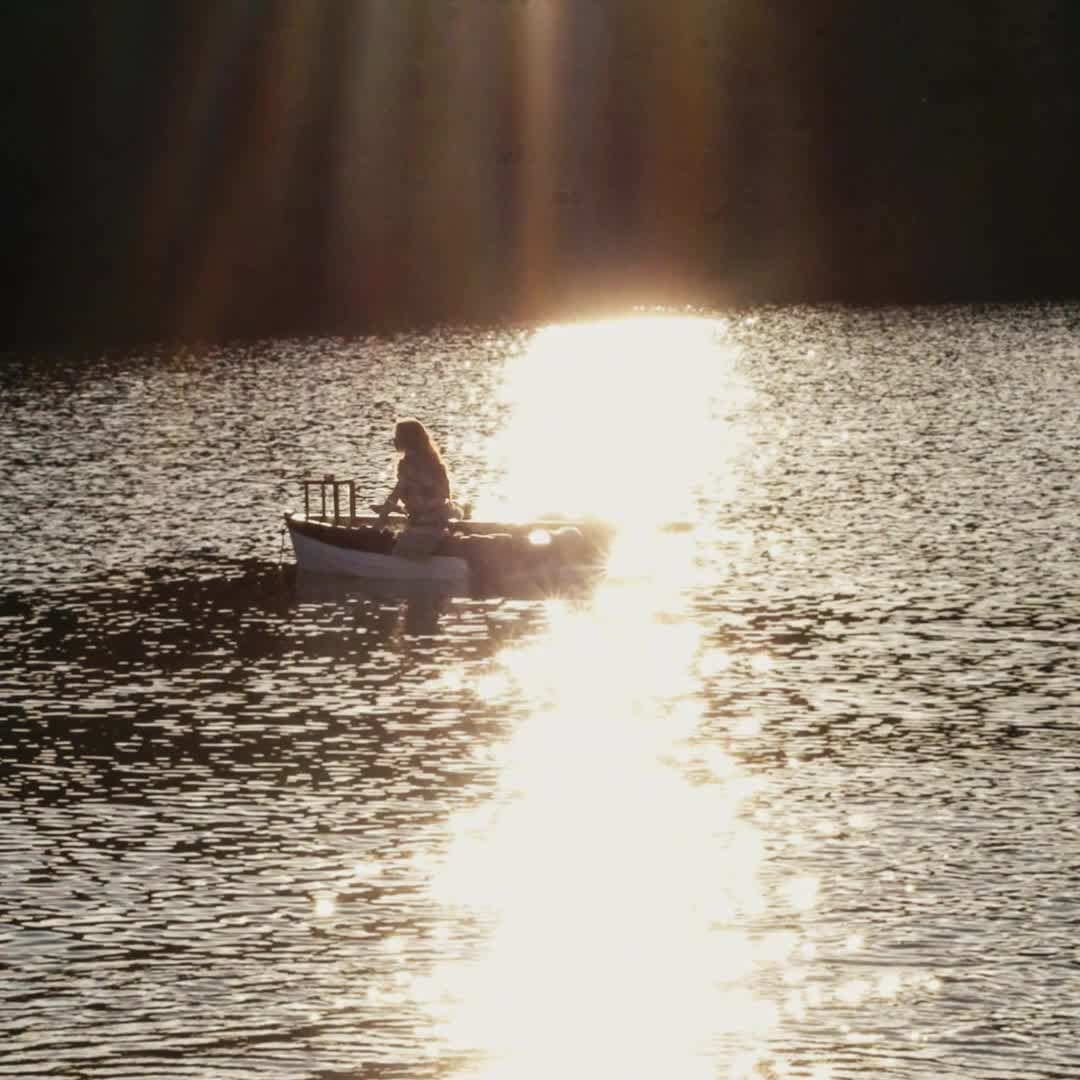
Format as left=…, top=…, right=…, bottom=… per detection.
left=2, top=306, right=1079, bottom=1080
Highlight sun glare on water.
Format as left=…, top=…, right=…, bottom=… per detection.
left=400, top=555, right=823, bottom=1075
left=485, top=315, right=746, bottom=530
left=350, top=317, right=844, bottom=1077
left=420, top=597, right=781, bottom=1080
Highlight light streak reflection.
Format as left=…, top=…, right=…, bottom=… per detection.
left=482, top=315, right=746, bottom=529
left=414, top=318, right=798, bottom=1078
left=344, top=317, right=938, bottom=1078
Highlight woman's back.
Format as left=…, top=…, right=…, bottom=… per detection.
left=372, top=418, right=456, bottom=538
left=396, top=451, right=450, bottom=524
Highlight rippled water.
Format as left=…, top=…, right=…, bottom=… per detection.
left=2, top=307, right=1079, bottom=1079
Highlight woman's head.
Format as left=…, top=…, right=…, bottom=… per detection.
left=394, top=418, right=441, bottom=460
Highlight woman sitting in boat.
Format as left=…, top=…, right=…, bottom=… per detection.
left=371, top=418, right=458, bottom=558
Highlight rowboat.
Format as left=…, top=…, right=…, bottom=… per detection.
left=286, top=514, right=469, bottom=583
left=284, top=477, right=613, bottom=594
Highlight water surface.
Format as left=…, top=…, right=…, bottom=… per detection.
left=2, top=306, right=1079, bottom=1079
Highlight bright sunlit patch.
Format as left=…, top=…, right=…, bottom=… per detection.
left=494, top=584, right=705, bottom=716
left=403, top=332, right=845, bottom=1078
left=422, top=585, right=787, bottom=1079
left=473, top=671, right=511, bottom=702
left=780, top=876, right=820, bottom=912
left=748, top=653, right=775, bottom=674
left=700, top=647, right=734, bottom=676
left=483, top=316, right=747, bottom=528
left=733, top=715, right=762, bottom=737
left=312, top=892, right=336, bottom=918
left=844, top=932, right=865, bottom=953
left=702, top=746, right=737, bottom=779
left=836, top=979, right=871, bottom=1006
left=760, top=931, right=800, bottom=965
left=439, top=669, right=467, bottom=693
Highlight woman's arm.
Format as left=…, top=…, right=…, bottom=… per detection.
left=371, top=483, right=400, bottom=518
left=371, top=465, right=404, bottom=518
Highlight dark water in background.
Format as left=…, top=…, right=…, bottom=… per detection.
left=2, top=306, right=1079, bottom=1080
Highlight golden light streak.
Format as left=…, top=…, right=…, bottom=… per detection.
left=332, top=0, right=407, bottom=316
left=513, top=1, right=559, bottom=316
left=135, top=6, right=254, bottom=328
left=137, top=4, right=328, bottom=341
left=484, top=315, right=744, bottom=530
left=340, top=315, right=848, bottom=1079
left=415, top=551, right=782, bottom=1077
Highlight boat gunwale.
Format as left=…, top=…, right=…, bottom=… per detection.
left=284, top=511, right=615, bottom=538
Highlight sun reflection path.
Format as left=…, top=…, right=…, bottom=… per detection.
left=346, top=314, right=954, bottom=1080
left=415, top=576, right=799, bottom=1080
left=406, top=318, right=804, bottom=1078
left=389, top=317, right=856, bottom=1078
left=481, top=315, right=749, bottom=530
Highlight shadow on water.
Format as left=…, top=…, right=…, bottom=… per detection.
left=0, top=559, right=558, bottom=808
left=3, top=547, right=1073, bottom=809
left=292, top=569, right=458, bottom=638
left=0, top=560, right=547, bottom=1080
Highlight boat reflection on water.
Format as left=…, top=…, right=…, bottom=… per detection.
left=292, top=569, right=458, bottom=636
left=292, top=561, right=609, bottom=637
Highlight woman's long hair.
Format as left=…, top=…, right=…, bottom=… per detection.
left=395, top=418, right=449, bottom=488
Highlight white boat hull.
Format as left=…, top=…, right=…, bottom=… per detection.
left=287, top=524, right=469, bottom=584
left=284, top=512, right=613, bottom=596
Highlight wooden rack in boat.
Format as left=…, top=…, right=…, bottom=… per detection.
left=296, top=475, right=617, bottom=543
left=302, top=476, right=358, bottom=524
